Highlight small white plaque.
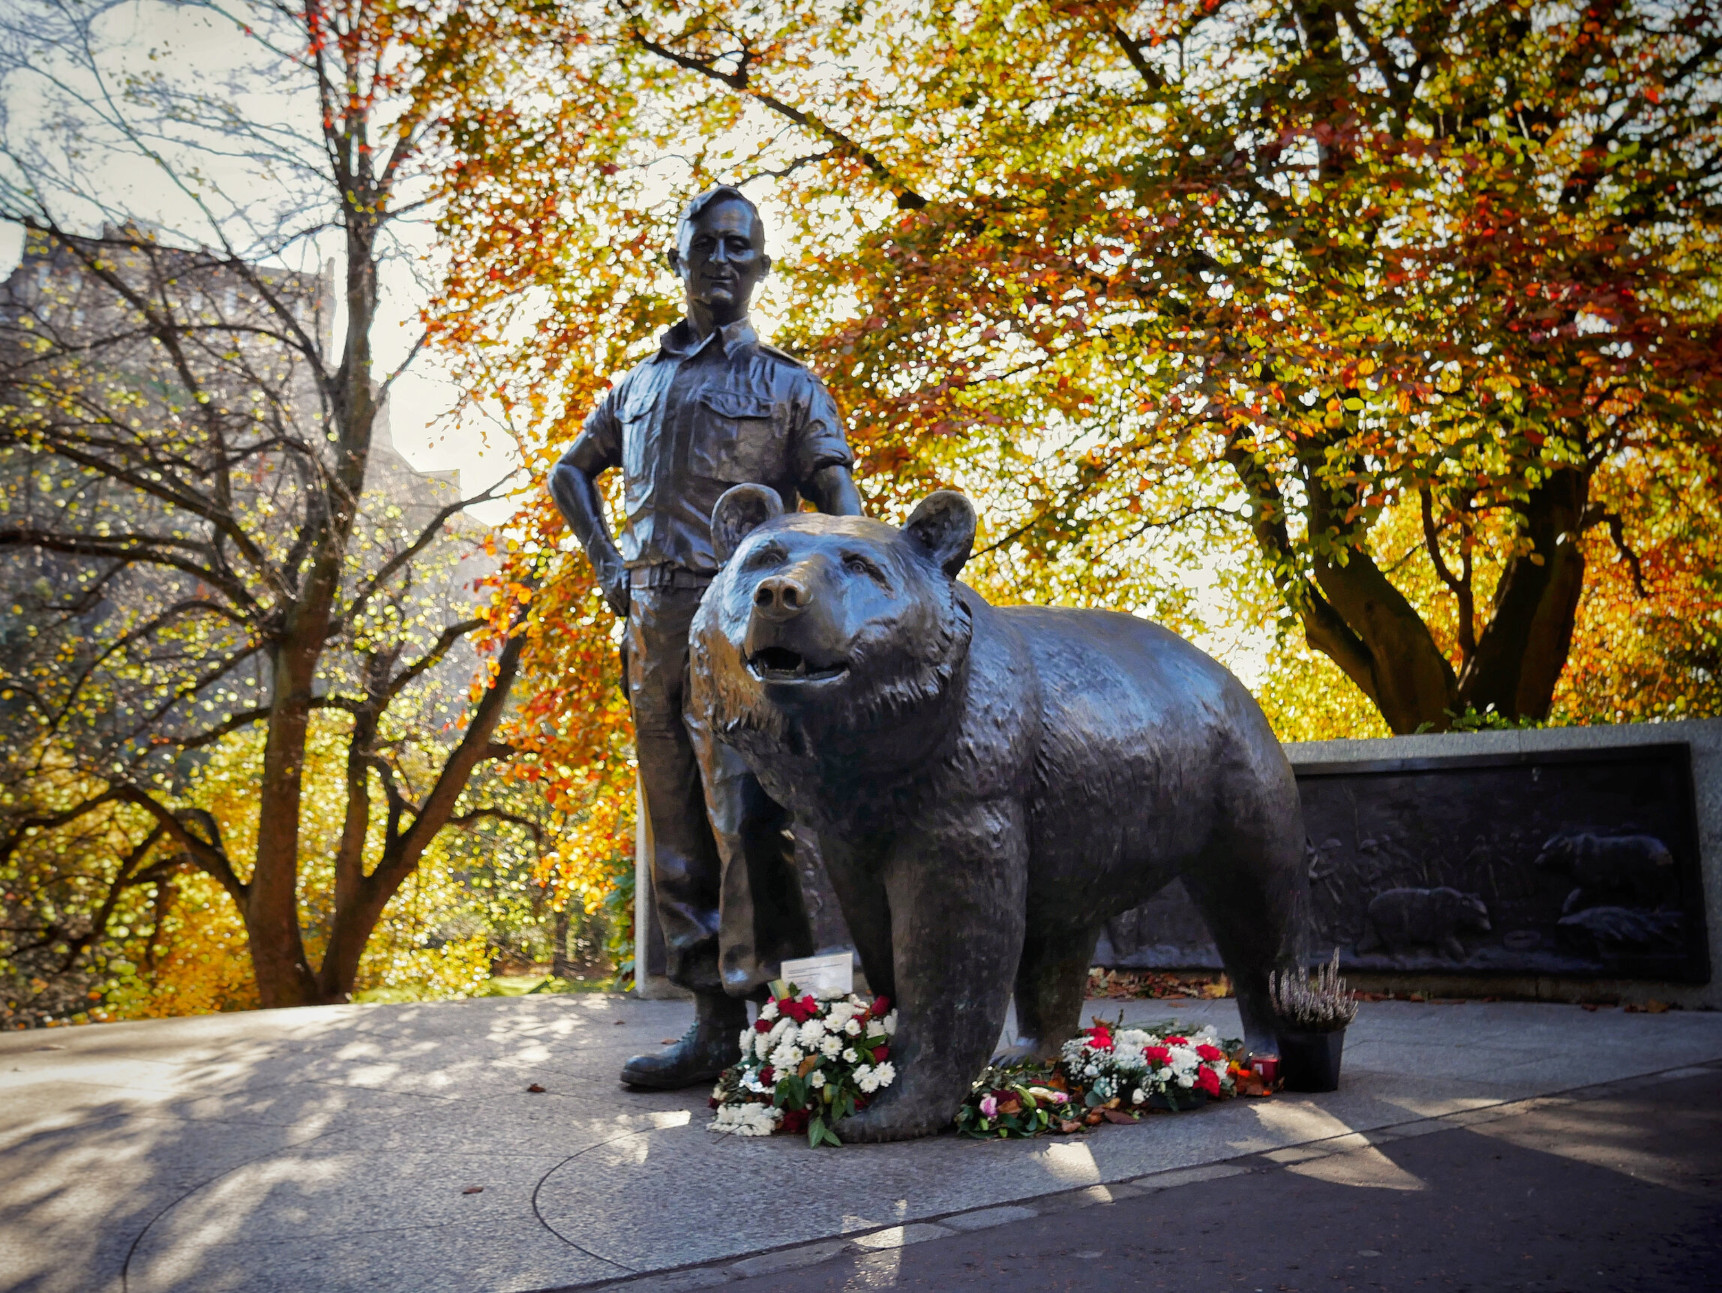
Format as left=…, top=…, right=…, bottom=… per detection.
left=778, top=952, right=853, bottom=998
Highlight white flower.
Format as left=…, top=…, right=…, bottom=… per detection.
left=1177, top=1073, right=1195, bottom=1088
left=872, top=1061, right=896, bottom=1088
left=712, top=1082, right=726, bottom=1101
left=809, top=1070, right=827, bottom=1089
left=842, top=1047, right=859, bottom=1063
left=710, top=1102, right=782, bottom=1136
left=819, top=1035, right=844, bottom=1058
left=769, top=1042, right=804, bottom=1071
left=797, top=1018, right=827, bottom=1047
left=843, top=1019, right=862, bottom=1037
left=753, top=1031, right=774, bottom=1060
left=1131, top=1087, right=1147, bottom=1105
left=882, top=1012, right=898, bottom=1036
left=760, top=1001, right=780, bottom=1021
left=1117, top=1029, right=1152, bottom=1049
left=855, top=1064, right=880, bottom=1093
left=826, top=1001, right=857, bottom=1027
left=738, top=1027, right=754, bottom=1052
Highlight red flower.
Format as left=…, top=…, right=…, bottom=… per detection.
left=872, top=1045, right=890, bottom=1063
left=780, top=995, right=820, bottom=1024
left=870, top=996, right=891, bottom=1018
left=1165, top=1035, right=1190, bottom=1047
left=1195, top=1066, right=1221, bottom=1097
left=1086, top=1026, right=1114, bottom=1051
left=780, top=1107, right=810, bottom=1134
left=753, top=1017, right=773, bottom=1033
left=1195, top=1043, right=1224, bottom=1063
left=759, top=1066, right=775, bottom=1084
left=1143, top=1045, right=1171, bottom=1066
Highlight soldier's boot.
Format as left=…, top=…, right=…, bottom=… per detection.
left=619, top=991, right=748, bottom=1089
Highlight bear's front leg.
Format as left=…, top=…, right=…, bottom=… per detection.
left=836, top=804, right=1027, bottom=1143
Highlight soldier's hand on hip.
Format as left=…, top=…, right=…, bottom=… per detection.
left=603, top=572, right=631, bottom=618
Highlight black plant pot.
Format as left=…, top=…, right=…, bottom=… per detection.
left=1276, top=1028, right=1345, bottom=1092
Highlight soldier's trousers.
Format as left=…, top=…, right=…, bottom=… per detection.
left=625, top=584, right=814, bottom=996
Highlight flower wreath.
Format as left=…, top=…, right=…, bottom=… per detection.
left=709, top=984, right=897, bottom=1147
left=958, top=1017, right=1246, bottom=1139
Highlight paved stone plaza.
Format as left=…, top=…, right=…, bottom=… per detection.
left=3, top=994, right=1720, bottom=1293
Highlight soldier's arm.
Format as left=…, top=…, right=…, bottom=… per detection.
left=549, top=393, right=629, bottom=616
left=794, top=373, right=863, bottom=517
left=804, top=463, right=862, bottom=516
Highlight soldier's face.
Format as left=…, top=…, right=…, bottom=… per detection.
left=670, top=199, right=770, bottom=320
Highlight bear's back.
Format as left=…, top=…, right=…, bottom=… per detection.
left=979, top=602, right=1291, bottom=901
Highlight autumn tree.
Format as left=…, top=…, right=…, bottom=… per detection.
left=0, top=0, right=534, bottom=1010
left=439, top=0, right=1722, bottom=741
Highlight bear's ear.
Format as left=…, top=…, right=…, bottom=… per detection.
left=902, top=490, right=976, bottom=579
left=711, top=484, right=785, bottom=565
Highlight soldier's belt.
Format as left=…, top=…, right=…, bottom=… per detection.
left=628, top=564, right=716, bottom=590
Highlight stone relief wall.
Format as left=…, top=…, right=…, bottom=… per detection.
left=1096, top=744, right=1710, bottom=984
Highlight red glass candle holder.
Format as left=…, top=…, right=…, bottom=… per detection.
left=1249, top=1053, right=1280, bottom=1085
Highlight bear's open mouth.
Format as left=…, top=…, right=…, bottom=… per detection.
left=746, top=646, right=848, bottom=684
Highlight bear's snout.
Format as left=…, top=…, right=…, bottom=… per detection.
left=753, top=573, right=812, bottom=621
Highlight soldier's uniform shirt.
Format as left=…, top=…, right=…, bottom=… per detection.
left=565, top=317, right=853, bottom=576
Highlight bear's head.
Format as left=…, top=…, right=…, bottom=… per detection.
left=1436, top=887, right=1492, bottom=932
left=688, top=485, right=977, bottom=766
left=1533, top=833, right=1579, bottom=874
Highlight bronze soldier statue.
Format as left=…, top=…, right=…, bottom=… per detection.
left=549, top=185, right=862, bottom=1088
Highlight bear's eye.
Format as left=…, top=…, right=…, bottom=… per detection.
left=743, top=542, right=787, bottom=571
left=842, top=552, right=887, bottom=586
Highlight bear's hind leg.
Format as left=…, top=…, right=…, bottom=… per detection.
left=999, top=922, right=1099, bottom=1065
left=1181, top=830, right=1307, bottom=1056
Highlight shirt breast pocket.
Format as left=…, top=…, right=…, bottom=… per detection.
left=693, top=389, right=784, bottom=484
left=619, top=397, right=655, bottom=514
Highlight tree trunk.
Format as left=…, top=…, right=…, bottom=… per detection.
left=316, top=880, right=396, bottom=1003
left=1307, top=546, right=1459, bottom=733
left=1458, top=466, right=1588, bottom=721
left=248, top=640, right=321, bottom=1007
left=311, top=633, right=526, bottom=1003
left=552, top=906, right=576, bottom=980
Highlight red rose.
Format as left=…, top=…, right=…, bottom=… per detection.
left=781, top=1107, right=810, bottom=1133
left=754, top=1017, right=773, bottom=1033
left=1144, top=1045, right=1171, bottom=1066
left=759, top=1066, right=775, bottom=1083
left=1196, top=1043, right=1223, bottom=1062
left=872, top=1045, right=890, bottom=1062
left=1195, top=1066, right=1221, bottom=1096
left=871, top=996, right=891, bottom=1017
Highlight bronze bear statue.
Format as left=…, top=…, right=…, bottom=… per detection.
left=690, top=485, right=1308, bottom=1141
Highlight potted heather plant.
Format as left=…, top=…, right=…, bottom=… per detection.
left=1269, top=950, right=1358, bottom=1093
